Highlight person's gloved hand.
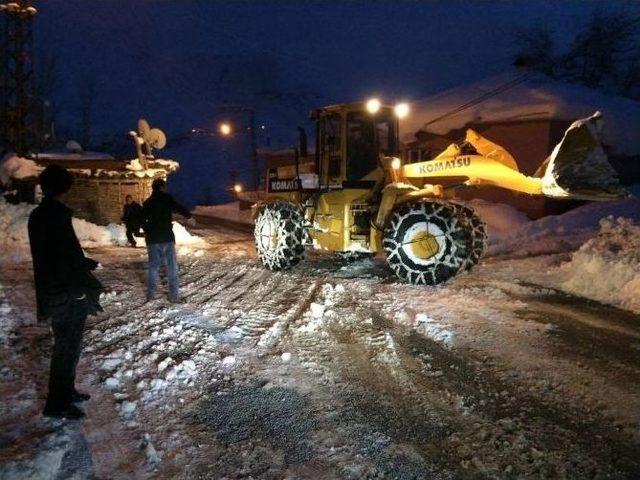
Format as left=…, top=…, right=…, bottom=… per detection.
left=85, top=257, right=99, bottom=271
left=186, top=217, right=197, bottom=228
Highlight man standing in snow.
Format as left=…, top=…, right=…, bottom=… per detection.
left=121, top=195, right=143, bottom=247
left=28, top=165, right=103, bottom=420
left=141, top=178, right=194, bottom=303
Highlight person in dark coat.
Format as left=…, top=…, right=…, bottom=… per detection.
left=141, top=178, right=194, bottom=302
left=121, top=195, right=143, bottom=247
left=28, top=165, right=104, bottom=420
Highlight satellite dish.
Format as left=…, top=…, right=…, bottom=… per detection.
left=147, top=128, right=167, bottom=150
left=66, top=140, right=83, bottom=153
left=138, top=119, right=151, bottom=138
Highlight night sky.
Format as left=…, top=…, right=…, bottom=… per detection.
left=35, top=0, right=638, bottom=204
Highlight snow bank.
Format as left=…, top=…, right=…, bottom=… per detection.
left=489, top=199, right=640, bottom=256
left=0, top=198, right=206, bottom=263
left=193, top=201, right=253, bottom=225
left=466, top=199, right=531, bottom=242
left=560, top=217, right=640, bottom=313
left=0, top=200, right=36, bottom=262
left=0, top=153, right=40, bottom=185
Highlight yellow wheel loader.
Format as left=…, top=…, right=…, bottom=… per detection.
left=254, top=101, right=628, bottom=285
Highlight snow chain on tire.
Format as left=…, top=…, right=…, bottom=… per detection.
left=254, top=202, right=307, bottom=270
left=383, top=201, right=471, bottom=285
left=449, top=202, right=487, bottom=271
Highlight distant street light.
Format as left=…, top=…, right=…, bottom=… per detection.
left=233, top=184, right=242, bottom=193
left=217, top=106, right=260, bottom=190
left=219, top=122, right=232, bottom=136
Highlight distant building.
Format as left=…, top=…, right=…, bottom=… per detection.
left=401, top=72, right=640, bottom=217
left=1, top=152, right=179, bottom=225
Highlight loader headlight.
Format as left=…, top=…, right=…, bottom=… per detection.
left=366, top=98, right=381, bottom=114
left=394, top=102, right=410, bottom=119
left=391, top=158, right=402, bottom=170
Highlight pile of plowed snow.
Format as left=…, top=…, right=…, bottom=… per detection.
left=560, top=217, right=640, bottom=313
left=466, top=199, right=531, bottom=241
left=487, top=199, right=640, bottom=257
left=0, top=198, right=205, bottom=263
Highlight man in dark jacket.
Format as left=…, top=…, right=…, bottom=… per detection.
left=121, top=195, right=143, bottom=247
left=141, top=178, right=193, bottom=302
left=28, top=165, right=103, bottom=420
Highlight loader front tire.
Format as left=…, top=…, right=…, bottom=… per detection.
left=450, top=203, right=487, bottom=271
left=383, top=201, right=470, bottom=285
left=254, top=202, right=306, bottom=271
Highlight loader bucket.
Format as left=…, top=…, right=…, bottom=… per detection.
left=540, top=112, right=629, bottom=200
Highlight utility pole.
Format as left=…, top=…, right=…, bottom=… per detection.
left=248, top=108, right=259, bottom=190
left=0, top=1, right=37, bottom=156
left=219, top=105, right=260, bottom=191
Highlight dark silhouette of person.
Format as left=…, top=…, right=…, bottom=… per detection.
left=122, top=195, right=143, bottom=247
left=28, top=165, right=103, bottom=420
left=141, top=178, right=193, bottom=302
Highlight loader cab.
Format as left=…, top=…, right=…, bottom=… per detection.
left=312, top=102, right=399, bottom=188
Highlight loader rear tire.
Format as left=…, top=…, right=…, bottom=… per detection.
left=383, top=201, right=470, bottom=285
left=254, top=202, right=306, bottom=271
left=450, top=203, right=487, bottom=271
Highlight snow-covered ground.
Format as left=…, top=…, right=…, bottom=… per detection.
left=0, top=198, right=206, bottom=263
left=1, top=199, right=640, bottom=479
left=560, top=217, right=640, bottom=313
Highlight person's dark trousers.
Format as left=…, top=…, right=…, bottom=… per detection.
left=44, top=295, right=89, bottom=411
left=125, top=225, right=138, bottom=247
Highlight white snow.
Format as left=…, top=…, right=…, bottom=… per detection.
left=466, top=199, right=531, bottom=242
left=0, top=198, right=206, bottom=263
left=0, top=153, right=40, bottom=185
left=488, top=198, right=640, bottom=257
left=414, top=313, right=455, bottom=347
left=193, top=201, right=253, bottom=225
left=560, top=216, right=640, bottom=313
left=221, top=355, right=236, bottom=366
left=35, top=151, right=115, bottom=161
left=403, top=71, right=640, bottom=156
left=126, top=158, right=179, bottom=178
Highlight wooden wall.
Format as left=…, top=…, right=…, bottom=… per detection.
left=65, top=177, right=156, bottom=225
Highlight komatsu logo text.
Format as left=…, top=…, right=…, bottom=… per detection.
left=269, top=179, right=301, bottom=192
left=416, top=157, right=471, bottom=175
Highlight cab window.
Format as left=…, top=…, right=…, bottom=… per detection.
left=346, top=111, right=376, bottom=180
left=323, top=114, right=342, bottom=179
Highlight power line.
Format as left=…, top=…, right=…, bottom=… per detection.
left=422, top=73, right=532, bottom=129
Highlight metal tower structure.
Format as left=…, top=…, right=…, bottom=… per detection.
left=0, top=1, right=37, bottom=155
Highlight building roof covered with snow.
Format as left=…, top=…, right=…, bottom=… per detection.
left=402, top=71, right=640, bottom=156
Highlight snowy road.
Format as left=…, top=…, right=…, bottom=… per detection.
left=1, top=223, right=640, bottom=479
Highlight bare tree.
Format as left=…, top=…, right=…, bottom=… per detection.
left=514, top=11, right=640, bottom=100
left=77, top=74, right=97, bottom=148
left=563, top=11, right=640, bottom=91
left=514, top=23, right=556, bottom=76
left=34, top=47, right=58, bottom=146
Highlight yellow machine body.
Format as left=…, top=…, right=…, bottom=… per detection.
left=262, top=107, right=626, bottom=256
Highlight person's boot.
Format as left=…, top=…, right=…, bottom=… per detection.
left=71, top=390, right=91, bottom=402
left=43, top=404, right=86, bottom=420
